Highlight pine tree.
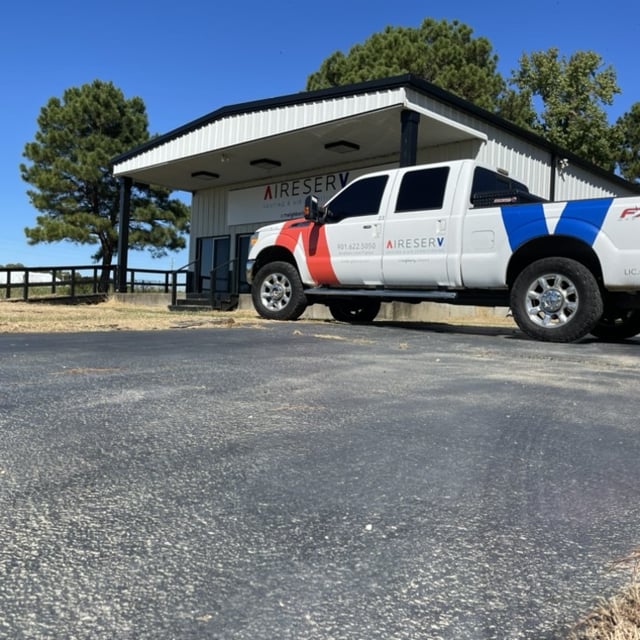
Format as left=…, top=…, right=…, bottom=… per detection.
left=21, top=80, right=190, bottom=287
left=306, top=18, right=507, bottom=112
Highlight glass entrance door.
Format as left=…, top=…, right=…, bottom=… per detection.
left=196, top=236, right=230, bottom=293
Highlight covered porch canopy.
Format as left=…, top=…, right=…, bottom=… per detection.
left=111, top=75, right=488, bottom=290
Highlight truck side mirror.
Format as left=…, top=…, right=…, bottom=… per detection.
left=304, top=195, right=319, bottom=221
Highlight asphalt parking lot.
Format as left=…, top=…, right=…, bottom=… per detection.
left=1, top=320, right=639, bottom=639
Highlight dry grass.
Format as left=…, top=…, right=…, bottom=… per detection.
left=0, top=298, right=265, bottom=333
left=569, top=550, right=640, bottom=639
left=0, top=298, right=518, bottom=333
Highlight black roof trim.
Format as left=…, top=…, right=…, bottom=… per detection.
left=111, top=74, right=639, bottom=193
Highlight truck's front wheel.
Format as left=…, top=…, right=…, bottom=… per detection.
left=510, top=257, right=603, bottom=342
left=252, top=261, right=307, bottom=320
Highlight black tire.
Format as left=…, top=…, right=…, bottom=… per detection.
left=590, top=308, right=640, bottom=340
left=251, top=261, right=307, bottom=320
left=510, top=257, right=603, bottom=342
left=328, top=299, right=381, bottom=323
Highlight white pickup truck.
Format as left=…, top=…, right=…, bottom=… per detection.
left=246, top=159, right=640, bottom=342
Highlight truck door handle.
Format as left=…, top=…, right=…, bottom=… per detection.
left=362, top=225, right=372, bottom=229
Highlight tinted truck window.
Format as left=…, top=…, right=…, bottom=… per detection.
left=471, top=167, right=545, bottom=207
left=395, top=167, right=450, bottom=212
left=471, top=167, right=530, bottom=196
left=326, top=175, right=388, bottom=220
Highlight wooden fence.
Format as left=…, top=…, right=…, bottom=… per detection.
left=0, top=264, right=191, bottom=305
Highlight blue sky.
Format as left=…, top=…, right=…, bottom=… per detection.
left=2, top=0, right=639, bottom=270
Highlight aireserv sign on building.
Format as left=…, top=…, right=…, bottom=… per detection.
left=227, top=165, right=390, bottom=226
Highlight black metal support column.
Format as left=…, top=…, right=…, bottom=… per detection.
left=399, top=109, right=420, bottom=167
left=117, top=177, right=132, bottom=293
left=550, top=153, right=557, bottom=202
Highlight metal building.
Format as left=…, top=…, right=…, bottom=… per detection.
left=111, top=74, right=639, bottom=303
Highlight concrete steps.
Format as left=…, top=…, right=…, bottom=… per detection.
left=169, top=293, right=239, bottom=312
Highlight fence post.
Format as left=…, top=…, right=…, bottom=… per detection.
left=22, top=271, right=29, bottom=301
left=6, top=271, right=11, bottom=299
left=171, top=271, right=178, bottom=306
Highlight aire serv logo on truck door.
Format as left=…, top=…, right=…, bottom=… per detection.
left=385, top=236, right=445, bottom=250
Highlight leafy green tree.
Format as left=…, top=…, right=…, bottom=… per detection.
left=495, top=87, right=538, bottom=130
left=306, top=18, right=508, bottom=112
left=509, top=48, right=621, bottom=169
left=615, top=103, right=640, bottom=182
left=21, top=80, right=189, bottom=285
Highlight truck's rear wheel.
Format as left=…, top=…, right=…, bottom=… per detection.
left=510, top=257, right=602, bottom=342
left=328, top=299, right=381, bottom=323
left=251, top=261, right=307, bottom=320
left=590, top=308, right=640, bottom=340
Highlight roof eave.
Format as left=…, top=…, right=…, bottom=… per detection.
left=110, top=73, right=640, bottom=194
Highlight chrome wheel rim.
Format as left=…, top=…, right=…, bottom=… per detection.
left=260, top=272, right=292, bottom=311
left=525, top=273, right=578, bottom=328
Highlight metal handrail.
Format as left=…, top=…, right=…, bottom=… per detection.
left=170, top=261, right=197, bottom=306
left=208, top=258, right=238, bottom=307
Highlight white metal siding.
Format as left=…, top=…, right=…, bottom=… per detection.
left=553, top=163, right=639, bottom=199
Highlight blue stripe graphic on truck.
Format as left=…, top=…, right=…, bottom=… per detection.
left=501, top=198, right=613, bottom=250
left=501, top=203, right=548, bottom=251
left=553, top=198, right=613, bottom=246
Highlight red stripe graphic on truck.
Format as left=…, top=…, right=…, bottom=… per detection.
left=275, top=220, right=339, bottom=285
